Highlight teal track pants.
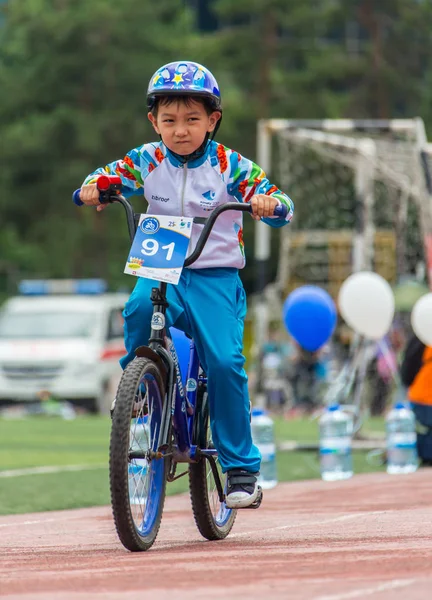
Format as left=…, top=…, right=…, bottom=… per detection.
left=120, top=267, right=261, bottom=473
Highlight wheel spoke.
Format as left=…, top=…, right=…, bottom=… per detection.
left=129, top=383, right=157, bottom=529
left=203, top=428, right=230, bottom=524
left=189, top=381, right=236, bottom=540
left=110, top=357, right=167, bottom=551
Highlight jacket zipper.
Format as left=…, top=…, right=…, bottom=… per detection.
left=180, top=164, right=188, bottom=216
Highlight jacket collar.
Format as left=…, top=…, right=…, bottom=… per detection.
left=163, top=142, right=210, bottom=169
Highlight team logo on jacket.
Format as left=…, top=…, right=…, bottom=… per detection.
left=140, top=217, right=160, bottom=234
left=200, top=190, right=218, bottom=212
left=202, top=190, right=216, bottom=201
left=151, top=194, right=169, bottom=203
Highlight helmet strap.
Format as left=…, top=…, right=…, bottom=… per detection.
left=169, top=133, right=209, bottom=164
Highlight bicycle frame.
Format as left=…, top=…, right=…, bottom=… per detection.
left=112, top=194, right=252, bottom=479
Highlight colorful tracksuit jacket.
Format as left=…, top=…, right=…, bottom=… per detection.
left=83, top=140, right=294, bottom=270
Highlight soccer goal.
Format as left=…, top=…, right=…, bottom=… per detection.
left=257, top=118, right=432, bottom=301
left=251, top=118, right=432, bottom=410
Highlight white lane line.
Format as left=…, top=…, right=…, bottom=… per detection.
left=0, top=506, right=388, bottom=541
left=314, top=578, right=417, bottom=600
left=0, top=518, right=58, bottom=528
left=0, top=464, right=106, bottom=478
left=0, top=511, right=377, bottom=536
left=228, top=510, right=388, bottom=539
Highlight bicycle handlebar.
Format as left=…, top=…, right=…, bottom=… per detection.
left=72, top=175, right=289, bottom=268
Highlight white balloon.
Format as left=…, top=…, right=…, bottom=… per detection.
left=338, top=271, right=395, bottom=340
left=411, top=293, right=432, bottom=346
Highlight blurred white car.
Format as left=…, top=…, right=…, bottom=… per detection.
left=0, top=279, right=129, bottom=414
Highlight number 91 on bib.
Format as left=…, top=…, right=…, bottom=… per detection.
left=124, top=214, right=193, bottom=285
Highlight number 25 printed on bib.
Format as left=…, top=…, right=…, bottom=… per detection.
left=124, top=215, right=193, bottom=285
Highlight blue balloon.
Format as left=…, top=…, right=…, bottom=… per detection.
left=169, top=327, right=191, bottom=386
left=283, top=285, right=337, bottom=352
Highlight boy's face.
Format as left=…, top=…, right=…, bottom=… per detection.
left=148, top=98, right=221, bottom=156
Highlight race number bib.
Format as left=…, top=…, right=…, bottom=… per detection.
left=124, top=215, right=193, bottom=285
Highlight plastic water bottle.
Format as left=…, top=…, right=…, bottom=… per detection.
left=386, top=402, right=418, bottom=474
left=251, top=408, right=278, bottom=489
left=128, top=416, right=149, bottom=504
left=319, top=404, right=353, bottom=481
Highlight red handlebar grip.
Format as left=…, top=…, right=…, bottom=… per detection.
left=97, top=175, right=122, bottom=192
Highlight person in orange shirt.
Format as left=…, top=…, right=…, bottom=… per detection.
left=400, top=333, right=432, bottom=465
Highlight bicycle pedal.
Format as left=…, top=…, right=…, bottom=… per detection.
left=243, top=486, right=263, bottom=509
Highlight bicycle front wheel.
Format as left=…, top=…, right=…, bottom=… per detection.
left=110, top=357, right=168, bottom=551
left=189, top=384, right=237, bottom=540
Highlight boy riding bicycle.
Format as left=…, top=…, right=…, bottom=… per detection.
left=78, top=60, right=294, bottom=508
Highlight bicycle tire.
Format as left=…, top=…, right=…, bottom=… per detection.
left=110, top=357, right=168, bottom=551
left=189, top=382, right=237, bottom=540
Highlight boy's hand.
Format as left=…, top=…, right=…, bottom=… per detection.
left=79, top=184, right=108, bottom=212
left=250, top=194, right=279, bottom=221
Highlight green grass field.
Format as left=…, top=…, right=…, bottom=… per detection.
left=0, top=415, right=386, bottom=515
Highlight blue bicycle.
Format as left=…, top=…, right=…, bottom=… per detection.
left=73, top=176, right=287, bottom=551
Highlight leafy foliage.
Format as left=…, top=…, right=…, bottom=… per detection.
left=1, top=0, right=432, bottom=296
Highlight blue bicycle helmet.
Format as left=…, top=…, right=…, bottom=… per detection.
left=147, top=60, right=222, bottom=111
left=147, top=61, right=222, bottom=163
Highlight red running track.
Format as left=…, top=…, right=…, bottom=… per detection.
left=1, top=471, right=431, bottom=600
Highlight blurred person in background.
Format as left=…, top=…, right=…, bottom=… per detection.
left=259, top=323, right=293, bottom=414
left=367, top=323, right=404, bottom=417
left=287, top=341, right=332, bottom=417
left=400, top=332, right=432, bottom=465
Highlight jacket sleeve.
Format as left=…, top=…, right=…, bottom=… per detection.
left=81, top=145, right=156, bottom=198
left=221, top=145, right=294, bottom=227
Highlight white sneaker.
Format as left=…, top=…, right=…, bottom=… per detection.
left=225, top=469, right=260, bottom=508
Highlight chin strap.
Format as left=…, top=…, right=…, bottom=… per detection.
left=168, top=133, right=211, bottom=165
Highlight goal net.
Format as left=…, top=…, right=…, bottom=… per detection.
left=257, top=118, right=432, bottom=301
left=250, top=118, right=432, bottom=411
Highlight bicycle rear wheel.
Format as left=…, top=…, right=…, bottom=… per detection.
left=189, top=382, right=237, bottom=540
left=110, top=357, right=168, bottom=551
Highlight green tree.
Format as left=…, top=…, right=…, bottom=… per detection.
left=0, top=0, right=196, bottom=290
left=2, top=0, right=432, bottom=298
left=212, top=0, right=432, bottom=141
left=342, top=0, right=432, bottom=120
left=210, top=0, right=364, bottom=290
